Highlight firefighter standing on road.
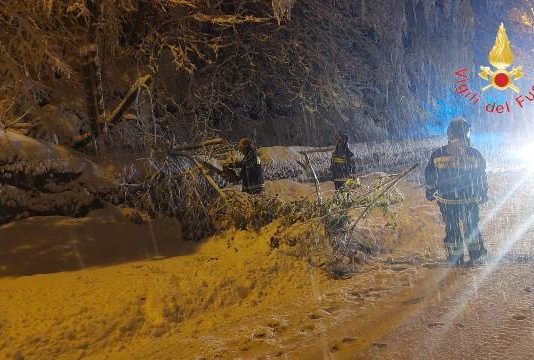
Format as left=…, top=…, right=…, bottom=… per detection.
left=236, top=138, right=265, bottom=194
left=331, top=132, right=355, bottom=190
left=425, top=118, right=488, bottom=266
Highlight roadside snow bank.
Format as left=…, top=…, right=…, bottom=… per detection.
left=258, top=138, right=445, bottom=181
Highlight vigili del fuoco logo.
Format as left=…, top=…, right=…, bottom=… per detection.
left=453, top=23, right=534, bottom=114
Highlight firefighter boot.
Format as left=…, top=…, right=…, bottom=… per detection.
left=445, top=243, right=464, bottom=266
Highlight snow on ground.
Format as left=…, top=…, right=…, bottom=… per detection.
left=258, top=138, right=444, bottom=182
left=0, top=130, right=79, bottom=166
left=357, top=171, right=534, bottom=360
left=3, top=137, right=529, bottom=359
left=0, top=205, right=182, bottom=277
left=0, top=177, right=445, bottom=360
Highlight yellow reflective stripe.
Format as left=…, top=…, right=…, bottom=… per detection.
left=332, top=157, right=347, bottom=163
left=334, top=178, right=351, bottom=182
left=244, top=184, right=265, bottom=190
left=433, top=156, right=480, bottom=170
left=434, top=193, right=479, bottom=204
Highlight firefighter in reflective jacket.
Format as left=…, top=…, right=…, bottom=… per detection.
left=237, top=138, right=264, bottom=194
left=425, top=118, right=488, bottom=266
left=331, top=132, right=355, bottom=190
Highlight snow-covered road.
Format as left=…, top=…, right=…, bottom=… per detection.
left=353, top=170, right=534, bottom=360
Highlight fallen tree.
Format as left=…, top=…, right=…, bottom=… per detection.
left=0, top=127, right=434, bottom=240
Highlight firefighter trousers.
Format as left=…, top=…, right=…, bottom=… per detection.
left=438, top=202, right=487, bottom=264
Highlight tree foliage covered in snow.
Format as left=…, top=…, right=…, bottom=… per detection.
left=1, top=0, right=529, bottom=148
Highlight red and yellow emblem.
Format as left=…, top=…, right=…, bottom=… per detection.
left=479, top=23, right=523, bottom=93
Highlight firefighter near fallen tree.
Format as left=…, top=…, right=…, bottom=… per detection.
left=425, top=117, right=488, bottom=266
left=230, top=138, right=265, bottom=194
left=331, top=132, right=355, bottom=190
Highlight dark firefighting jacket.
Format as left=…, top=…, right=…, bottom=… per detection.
left=331, top=143, right=355, bottom=184
left=424, top=140, right=488, bottom=203
left=240, top=146, right=264, bottom=194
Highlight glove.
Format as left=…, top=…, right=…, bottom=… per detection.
left=425, top=188, right=435, bottom=201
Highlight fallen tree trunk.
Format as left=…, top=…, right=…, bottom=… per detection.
left=169, top=137, right=224, bottom=152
